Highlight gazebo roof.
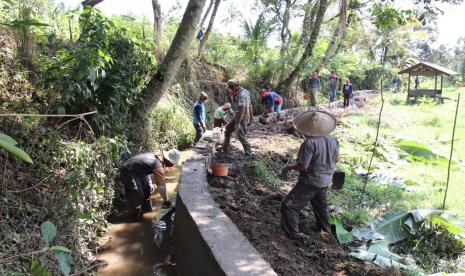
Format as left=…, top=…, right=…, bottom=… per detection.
left=398, top=61, right=458, bottom=76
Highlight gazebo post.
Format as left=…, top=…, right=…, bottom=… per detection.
left=435, top=73, right=438, bottom=91
left=440, top=75, right=444, bottom=94
left=407, top=71, right=411, bottom=102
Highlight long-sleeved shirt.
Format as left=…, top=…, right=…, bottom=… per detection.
left=342, top=84, right=353, bottom=95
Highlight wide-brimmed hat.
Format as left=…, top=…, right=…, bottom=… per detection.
left=293, top=110, right=337, bottom=137
left=163, top=149, right=181, bottom=165
left=223, top=103, right=231, bottom=109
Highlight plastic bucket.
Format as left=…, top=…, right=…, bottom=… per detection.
left=211, top=164, right=229, bottom=177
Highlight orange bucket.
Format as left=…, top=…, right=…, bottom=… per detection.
left=211, top=163, right=229, bottom=176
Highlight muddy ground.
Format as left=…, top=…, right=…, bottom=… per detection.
left=208, top=97, right=399, bottom=276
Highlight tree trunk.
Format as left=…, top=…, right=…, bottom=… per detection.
left=152, top=0, right=162, bottom=57
left=142, top=0, right=207, bottom=116
left=278, top=0, right=329, bottom=99
left=290, top=0, right=317, bottom=59
left=333, top=12, right=353, bottom=56
left=197, top=0, right=221, bottom=59
left=317, top=0, right=347, bottom=69
left=279, top=0, right=292, bottom=81
left=81, top=0, right=103, bottom=7
left=199, top=0, right=214, bottom=29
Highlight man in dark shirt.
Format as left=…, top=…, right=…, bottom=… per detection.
left=280, top=111, right=339, bottom=240
left=119, top=149, right=181, bottom=218
left=328, top=70, right=339, bottom=102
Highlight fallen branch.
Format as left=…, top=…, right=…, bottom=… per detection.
left=0, top=111, right=97, bottom=117
left=0, top=111, right=97, bottom=137
left=0, top=249, right=47, bottom=264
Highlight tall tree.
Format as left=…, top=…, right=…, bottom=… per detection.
left=197, top=0, right=221, bottom=59
left=317, top=0, right=347, bottom=69
left=142, top=0, right=207, bottom=116
left=199, top=0, right=214, bottom=29
left=151, top=0, right=162, bottom=57
left=263, top=0, right=298, bottom=81
left=290, top=0, right=317, bottom=59
left=278, top=0, right=329, bottom=98
left=279, top=0, right=293, bottom=81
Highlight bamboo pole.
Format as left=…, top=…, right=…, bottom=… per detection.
left=442, top=92, right=461, bottom=210
left=360, top=76, right=384, bottom=204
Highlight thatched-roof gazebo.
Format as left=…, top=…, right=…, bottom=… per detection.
left=398, top=61, right=458, bottom=102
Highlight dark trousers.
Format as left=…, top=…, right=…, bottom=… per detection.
left=193, top=123, right=204, bottom=143
left=120, top=172, right=152, bottom=213
left=343, top=94, right=350, bottom=107
left=281, top=182, right=331, bottom=238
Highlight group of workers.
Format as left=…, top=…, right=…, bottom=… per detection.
left=302, top=70, right=353, bottom=107
left=118, top=77, right=342, bottom=245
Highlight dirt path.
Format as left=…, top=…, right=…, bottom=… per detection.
left=208, top=97, right=392, bottom=275
left=96, top=151, right=191, bottom=275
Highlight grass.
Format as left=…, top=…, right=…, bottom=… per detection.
left=333, top=87, right=465, bottom=221
left=252, top=159, right=281, bottom=188
left=328, top=87, right=465, bottom=273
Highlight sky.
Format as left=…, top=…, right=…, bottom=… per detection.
left=59, top=0, right=465, bottom=49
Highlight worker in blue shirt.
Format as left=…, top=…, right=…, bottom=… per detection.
left=192, top=92, right=208, bottom=143
left=260, top=88, right=284, bottom=116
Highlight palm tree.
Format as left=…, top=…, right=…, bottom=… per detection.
left=242, top=11, right=275, bottom=63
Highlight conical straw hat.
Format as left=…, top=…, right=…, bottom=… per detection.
left=293, top=110, right=337, bottom=137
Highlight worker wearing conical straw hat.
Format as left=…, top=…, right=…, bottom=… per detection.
left=280, top=110, right=340, bottom=241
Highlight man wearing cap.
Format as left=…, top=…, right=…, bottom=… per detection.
left=192, top=92, right=209, bottom=143
left=213, top=103, right=234, bottom=128
left=280, top=111, right=340, bottom=240
left=221, top=79, right=254, bottom=157
left=307, top=71, right=320, bottom=106
left=119, top=149, right=181, bottom=218
left=260, top=88, right=284, bottom=116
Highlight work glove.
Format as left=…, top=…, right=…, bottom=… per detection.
left=149, top=184, right=155, bottom=194
left=201, top=124, right=207, bottom=132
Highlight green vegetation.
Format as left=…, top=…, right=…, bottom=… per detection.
left=252, top=159, right=281, bottom=188
left=1, top=0, right=465, bottom=274
left=333, top=88, right=465, bottom=221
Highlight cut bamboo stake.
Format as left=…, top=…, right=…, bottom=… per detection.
left=442, top=92, right=460, bottom=210
left=360, top=77, right=384, bottom=205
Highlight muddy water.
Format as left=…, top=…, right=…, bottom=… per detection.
left=97, top=151, right=191, bottom=276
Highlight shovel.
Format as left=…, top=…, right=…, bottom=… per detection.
left=332, top=171, right=345, bottom=190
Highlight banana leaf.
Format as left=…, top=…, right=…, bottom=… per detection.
left=330, top=214, right=354, bottom=244
left=398, top=140, right=451, bottom=164
left=429, top=214, right=465, bottom=241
